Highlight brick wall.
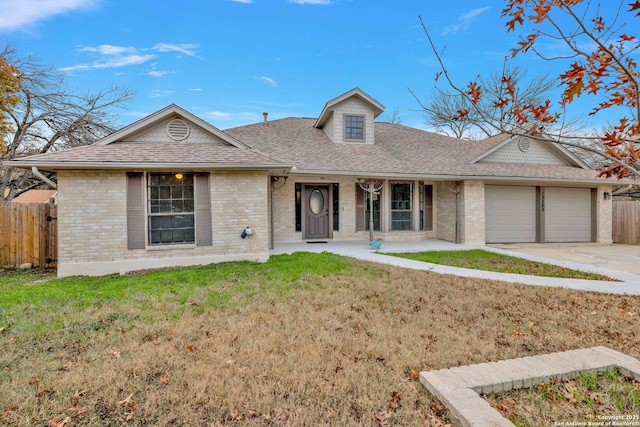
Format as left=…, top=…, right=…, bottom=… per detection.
left=56, top=170, right=269, bottom=277
left=459, top=180, right=486, bottom=245
left=596, top=185, right=613, bottom=244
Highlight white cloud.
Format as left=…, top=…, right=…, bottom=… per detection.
left=62, top=53, right=156, bottom=72
left=61, top=43, right=199, bottom=73
left=150, top=90, right=175, bottom=98
left=288, top=0, right=332, bottom=4
left=152, top=43, right=199, bottom=58
left=189, top=88, right=203, bottom=92
left=0, top=0, right=100, bottom=30
left=259, top=76, right=278, bottom=87
left=94, top=54, right=156, bottom=68
left=81, top=44, right=138, bottom=55
left=146, top=70, right=168, bottom=77
left=232, top=0, right=254, bottom=3
left=442, top=6, right=490, bottom=35
left=204, top=111, right=232, bottom=120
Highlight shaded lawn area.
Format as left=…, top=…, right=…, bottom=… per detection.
left=1, top=252, right=639, bottom=426
left=387, top=249, right=614, bottom=281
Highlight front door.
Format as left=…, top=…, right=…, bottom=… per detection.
left=304, top=186, right=329, bottom=240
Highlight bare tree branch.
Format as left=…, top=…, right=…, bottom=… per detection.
left=1, top=45, right=134, bottom=203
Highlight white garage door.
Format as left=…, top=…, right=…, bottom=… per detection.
left=545, top=188, right=592, bottom=242
left=485, top=186, right=536, bottom=243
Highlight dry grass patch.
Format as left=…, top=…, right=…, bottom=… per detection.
left=1, top=252, right=639, bottom=426
left=486, top=368, right=640, bottom=427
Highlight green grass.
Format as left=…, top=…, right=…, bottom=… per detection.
left=1, top=252, right=639, bottom=426
left=386, top=249, right=614, bottom=280
left=0, top=252, right=355, bottom=335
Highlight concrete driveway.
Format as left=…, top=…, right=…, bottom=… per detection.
left=488, top=243, right=640, bottom=275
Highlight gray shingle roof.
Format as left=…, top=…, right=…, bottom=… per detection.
left=7, top=142, right=286, bottom=170
left=226, top=118, right=615, bottom=183
left=6, top=115, right=626, bottom=184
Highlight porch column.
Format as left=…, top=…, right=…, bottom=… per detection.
left=460, top=180, right=486, bottom=245
left=595, top=185, right=613, bottom=244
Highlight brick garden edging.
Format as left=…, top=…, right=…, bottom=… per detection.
left=419, top=346, right=640, bottom=427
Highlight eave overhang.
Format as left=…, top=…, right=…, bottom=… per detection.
left=284, top=168, right=631, bottom=186
left=5, top=160, right=293, bottom=174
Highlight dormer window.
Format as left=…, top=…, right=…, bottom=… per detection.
left=344, top=115, right=364, bottom=141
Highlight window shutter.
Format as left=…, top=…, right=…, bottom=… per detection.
left=424, top=185, right=433, bottom=231
left=126, top=172, right=145, bottom=250
left=195, top=173, right=213, bottom=246
left=355, top=185, right=365, bottom=231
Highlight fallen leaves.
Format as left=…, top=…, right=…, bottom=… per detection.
left=375, top=411, right=390, bottom=426
left=2, top=408, right=15, bottom=421
left=117, top=392, right=137, bottom=421
left=488, top=369, right=640, bottom=425
left=118, top=392, right=134, bottom=407
left=388, top=391, right=402, bottom=411
left=563, top=381, right=578, bottom=403
left=47, top=417, right=71, bottom=427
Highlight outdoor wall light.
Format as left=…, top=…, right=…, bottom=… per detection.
left=175, top=173, right=183, bottom=180
left=603, top=192, right=611, bottom=200
left=241, top=226, right=253, bottom=239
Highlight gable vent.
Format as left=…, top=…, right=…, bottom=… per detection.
left=166, top=118, right=190, bottom=141
left=518, top=137, right=532, bottom=152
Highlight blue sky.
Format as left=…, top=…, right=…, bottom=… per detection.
left=0, top=0, right=605, bottom=131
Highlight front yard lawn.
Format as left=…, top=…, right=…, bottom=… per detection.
left=0, top=252, right=638, bottom=426
left=387, top=249, right=614, bottom=280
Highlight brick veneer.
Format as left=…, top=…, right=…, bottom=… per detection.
left=56, top=170, right=269, bottom=277
left=596, top=185, right=613, bottom=244
left=460, top=180, right=486, bottom=245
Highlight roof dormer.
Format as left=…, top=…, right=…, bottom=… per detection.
left=314, top=88, right=384, bottom=145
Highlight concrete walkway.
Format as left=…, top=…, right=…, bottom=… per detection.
left=271, top=240, right=640, bottom=295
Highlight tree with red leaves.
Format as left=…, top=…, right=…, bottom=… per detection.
left=417, top=0, right=640, bottom=179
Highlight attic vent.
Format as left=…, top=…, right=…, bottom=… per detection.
left=518, top=137, right=532, bottom=152
left=166, top=118, right=190, bottom=141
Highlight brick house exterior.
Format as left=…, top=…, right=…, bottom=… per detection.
left=6, top=88, right=622, bottom=277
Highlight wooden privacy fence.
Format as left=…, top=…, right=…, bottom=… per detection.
left=0, top=203, right=57, bottom=269
left=613, top=200, right=640, bottom=244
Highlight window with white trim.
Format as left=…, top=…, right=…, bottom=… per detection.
left=147, top=173, right=195, bottom=245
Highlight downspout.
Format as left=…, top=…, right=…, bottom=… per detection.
left=32, top=167, right=57, bottom=189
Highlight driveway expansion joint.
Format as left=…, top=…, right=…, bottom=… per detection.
left=419, top=346, right=640, bottom=427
